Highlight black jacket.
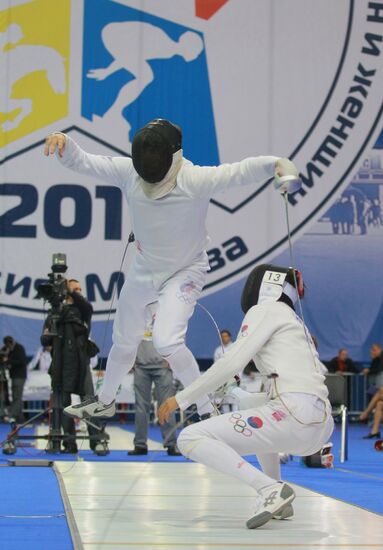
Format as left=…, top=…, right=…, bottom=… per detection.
left=369, top=351, right=383, bottom=375
left=327, top=357, right=357, bottom=374
left=7, top=343, right=27, bottom=380
left=45, top=292, right=93, bottom=394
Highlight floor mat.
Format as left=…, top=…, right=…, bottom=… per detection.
left=0, top=464, right=74, bottom=550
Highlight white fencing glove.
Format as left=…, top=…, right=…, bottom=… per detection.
left=274, top=158, right=302, bottom=195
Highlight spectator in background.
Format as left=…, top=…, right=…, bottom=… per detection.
left=214, top=330, right=234, bottom=362
left=309, top=336, right=328, bottom=375
left=327, top=348, right=357, bottom=375
left=359, top=388, right=383, bottom=439
left=27, top=346, right=52, bottom=373
left=27, top=344, right=52, bottom=419
left=128, top=305, right=181, bottom=456
left=0, top=343, right=10, bottom=421
left=1, top=336, right=27, bottom=423
left=240, top=361, right=263, bottom=393
left=362, top=344, right=383, bottom=393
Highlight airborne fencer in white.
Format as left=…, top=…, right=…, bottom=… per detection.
left=44, top=119, right=300, bottom=421
left=158, top=264, right=334, bottom=529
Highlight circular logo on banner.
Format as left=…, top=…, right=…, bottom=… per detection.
left=0, top=0, right=382, bottom=318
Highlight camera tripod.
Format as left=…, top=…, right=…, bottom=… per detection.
left=2, top=321, right=109, bottom=457
left=1, top=393, right=110, bottom=457
left=2, top=392, right=110, bottom=456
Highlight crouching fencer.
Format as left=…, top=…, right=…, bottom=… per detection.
left=158, top=264, right=334, bottom=529
left=44, top=119, right=300, bottom=421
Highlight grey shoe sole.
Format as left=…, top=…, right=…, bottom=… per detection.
left=272, top=503, right=294, bottom=520
left=63, top=408, right=83, bottom=419
left=83, top=408, right=115, bottom=419
left=63, top=408, right=115, bottom=420
left=246, top=484, right=295, bottom=529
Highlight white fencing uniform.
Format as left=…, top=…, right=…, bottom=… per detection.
left=176, top=301, right=334, bottom=491
left=58, top=136, right=279, bottom=414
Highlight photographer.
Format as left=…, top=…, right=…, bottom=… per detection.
left=0, top=336, right=27, bottom=423
left=43, top=279, right=107, bottom=454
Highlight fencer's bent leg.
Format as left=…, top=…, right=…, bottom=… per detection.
left=99, top=261, right=157, bottom=404
left=177, top=412, right=276, bottom=491
left=177, top=395, right=334, bottom=491
left=230, top=388, right=281, bottom=480
left=153, top=265, right=214, bottom=416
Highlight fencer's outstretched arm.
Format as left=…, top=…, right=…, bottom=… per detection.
left=182, top=156, right=296, bottom=198
left=44, top=133, right=134, bottom=190
left=175, top=306, right=279, bottom=410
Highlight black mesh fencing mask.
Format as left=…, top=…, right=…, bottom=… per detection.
left=132, top=119, right=182, bottom=183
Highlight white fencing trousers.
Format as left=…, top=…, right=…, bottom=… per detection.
left=99, top=257, right=214, bottom=416
left=229, top=388, right=281, bottom=481
left=177, top=393, right=334, bottom=492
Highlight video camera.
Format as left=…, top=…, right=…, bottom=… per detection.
left=37, top=253, right=68, bottom=339
left=37, top=253, right=68, bottom=308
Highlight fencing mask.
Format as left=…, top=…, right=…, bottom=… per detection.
left=132, top=119, right=182, bottom=197
left=241, top=264, right=304, bottom=313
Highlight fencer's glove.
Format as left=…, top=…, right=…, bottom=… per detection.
left=274, top=158, right=302, bottom=195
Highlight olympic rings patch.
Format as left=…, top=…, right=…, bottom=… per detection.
left=229, top=412, right=252, bottom=437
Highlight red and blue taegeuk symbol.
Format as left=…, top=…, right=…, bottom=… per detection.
left=247, top=416, right=263, bottom=429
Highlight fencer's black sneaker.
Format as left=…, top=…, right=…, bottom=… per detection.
left=167, top=446, right=182, bottom=456
left=128, top=447, right=148, bottom=455
left=64, top=396, right=116, bottom=419
left=247, top=482, right=295, bottom=529
left=362, top=431, right=381, bottom=439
